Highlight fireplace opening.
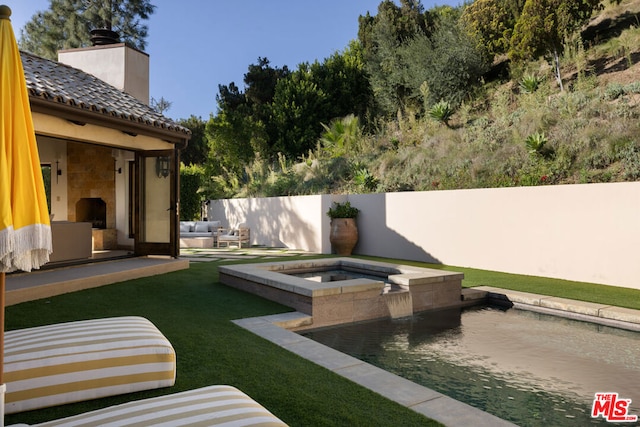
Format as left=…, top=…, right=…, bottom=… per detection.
left=76, top=198, right=107, bottom=229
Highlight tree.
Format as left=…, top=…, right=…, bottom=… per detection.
left=19, top=0, right=155, bottom=60
left=178, top=116, right=208, bottom=166
left=461, top=0, right=523, bottom=60
left=270, top=68, right=328, bottom=158
left=358, top=0, right=436, bottom=116
left=208, top=59, right=287, bottom=170
left=509, top=0, right=601, bottom=90
left=179, top=164, right=204, bottom=221
left=425, top=14, right=489, bottom=106
left=269, top=44, right=373, bottom=160
left=244, top=57, right=290, bottom=105
left=150, top=96, right=172, bottom=114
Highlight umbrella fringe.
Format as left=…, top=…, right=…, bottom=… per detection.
left=0, top=224, right=52, bottom=273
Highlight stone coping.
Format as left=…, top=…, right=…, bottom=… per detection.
left=475, top=286, right=640, bottom=331
left=219, top=257, right=463, bottom=298
left=233, top=313, right=515, bottom=427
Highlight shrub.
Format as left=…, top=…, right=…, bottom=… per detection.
left=353, top=167, right=379, bottom=192
left=180, top=164, right=205, bottom=220
left=525, top=132, right=548, bottom=155
left=327, top=201, right=359, bottom=219
left=429, top=101, right=454, bottom=126
left=319, top=114, right=362, bottom=158
left=519, top=74, right=541, bottom=93
left=623, top=82, right=640, bottom=94
left=604, top=83, right=624, bottom=100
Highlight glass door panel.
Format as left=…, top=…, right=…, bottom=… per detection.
left=135, top=151, right=177, bottom=256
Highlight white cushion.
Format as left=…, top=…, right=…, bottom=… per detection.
left=194, top=222, right=209, bottom=233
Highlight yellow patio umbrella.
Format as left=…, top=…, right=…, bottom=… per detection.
left=0, top=4, right=52, bottom=420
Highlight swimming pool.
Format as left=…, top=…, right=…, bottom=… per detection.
left=302, top=305, right=640, bottom=426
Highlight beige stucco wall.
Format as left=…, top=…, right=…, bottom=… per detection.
left=33, top=113, right=174, bottom=151
left=209, top=182, right=640, bottom=290
left=36, top=136, right=68, bottom=220
left=208, top=195, right=332, bottom=252
left=58, top=44, right=149, bottom=104
left=113, top=149, right=134, bottom=248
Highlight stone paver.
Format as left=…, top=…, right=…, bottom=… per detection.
left=475, top=285, right=640, bottom=331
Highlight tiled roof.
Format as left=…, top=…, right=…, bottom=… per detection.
left=21, top=51, right=190, bottom=138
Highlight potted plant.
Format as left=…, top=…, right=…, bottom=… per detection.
left=327, top=201, right=359, bottom=255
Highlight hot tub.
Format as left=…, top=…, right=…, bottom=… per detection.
left=219, top=257, right=465, bottom=329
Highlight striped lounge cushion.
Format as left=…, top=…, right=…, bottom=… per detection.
left=5, top=316, right=176, bottom=414
left=22, top=385, right=288, bottom=426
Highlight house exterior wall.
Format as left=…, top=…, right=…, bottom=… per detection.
left=208, top=182, right=640, bottom=290
left=32, top=113, right=174, bottom=151
left=37, top=136, right=68, bottom=220
left=113, top=149, right=134, bottom=249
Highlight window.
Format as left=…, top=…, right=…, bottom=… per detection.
left=41, top=164, right=51, bottom=213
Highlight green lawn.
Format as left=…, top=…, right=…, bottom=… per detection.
left=5, top=257, right=440, bottom=427
left=360, top=256, right=640, bottom=311
left=6, top=254, right=640, bottom=426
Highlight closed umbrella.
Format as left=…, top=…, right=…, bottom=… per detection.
left=0, top=4, right=52, bottom=424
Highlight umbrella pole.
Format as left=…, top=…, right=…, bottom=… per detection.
left=0, top=271, right=4, bottom=427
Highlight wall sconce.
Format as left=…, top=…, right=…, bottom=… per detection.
left=155, top=156, right=170, bottom=178
left=55, top=160, right=62, bottom=183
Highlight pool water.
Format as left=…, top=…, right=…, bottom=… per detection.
left=302, top=305, right=640, bottom=426
left=288, top=268, right=388, bottom=283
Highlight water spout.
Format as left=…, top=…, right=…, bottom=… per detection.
left=383, top=285, right=413, bottom=319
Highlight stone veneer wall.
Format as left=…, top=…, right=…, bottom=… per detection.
left=66, top=142, right=116, bottom=229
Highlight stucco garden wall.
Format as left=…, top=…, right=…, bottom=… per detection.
left=207, top=182, right=640, bottom=290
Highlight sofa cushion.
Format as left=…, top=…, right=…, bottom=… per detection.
left=194, top=222, right=209, bottom=233
left=179, top=223, right=192, bottom=233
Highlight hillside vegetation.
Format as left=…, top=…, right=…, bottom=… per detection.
left=177, top=0, right=640, bottom=217
left=217, top=1, right=638, bottom=199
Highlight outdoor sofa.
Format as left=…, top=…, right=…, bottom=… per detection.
left=4, top=316, right=176, bottom=414
left=180, top=220, right=222, bottom=247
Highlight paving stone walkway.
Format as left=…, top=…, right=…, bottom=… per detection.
left=180, top=246, right=318, bottom=263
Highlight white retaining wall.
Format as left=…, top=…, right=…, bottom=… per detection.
left=207, top=182, right=640, bottom=290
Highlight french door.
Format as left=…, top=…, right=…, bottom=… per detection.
left=134, top=150, right=178, bottom=257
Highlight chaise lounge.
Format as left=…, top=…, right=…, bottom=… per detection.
left=14, top=385, right=288, bottom=426
left=4, top=316, right=176, bottom=414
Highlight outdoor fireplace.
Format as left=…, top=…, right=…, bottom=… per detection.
left=76, top=198, right=107, bottom=229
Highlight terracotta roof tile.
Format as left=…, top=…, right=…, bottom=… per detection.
left=21, top=51, right=190, bottom=138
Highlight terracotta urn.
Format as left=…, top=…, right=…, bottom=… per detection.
left=330, top=218, right=358, bottom=255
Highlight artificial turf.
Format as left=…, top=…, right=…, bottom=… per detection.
left=6, top=253, right=640, bottom=425
left=5, top=258, right=441, bottom=427
left=358, top=255, right=640, bottom=311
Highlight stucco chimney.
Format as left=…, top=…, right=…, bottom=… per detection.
left=58, top=40, right=150, bottom=105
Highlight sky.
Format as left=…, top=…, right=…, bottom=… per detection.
left=7, top=0, right=458, bottom=121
